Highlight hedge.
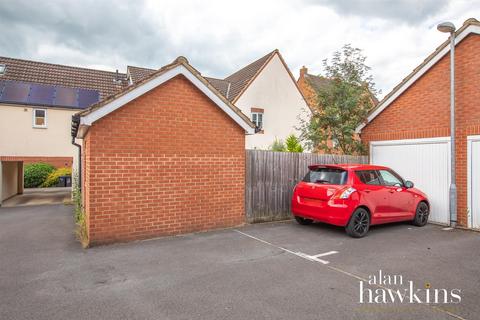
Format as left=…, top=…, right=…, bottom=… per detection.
left=24, top=163, right=55, bottom=188
left=41, top=167, right=72, bottom=187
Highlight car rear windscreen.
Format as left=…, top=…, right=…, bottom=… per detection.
left=303, top=167, right=348, bottom=185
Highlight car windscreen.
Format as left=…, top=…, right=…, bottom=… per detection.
left=302, top=167, right=348, bottom=185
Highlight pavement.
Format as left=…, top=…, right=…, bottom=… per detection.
left=1, top=187, right=71, bottom=207
left=1, top=204, right=479, bottom=320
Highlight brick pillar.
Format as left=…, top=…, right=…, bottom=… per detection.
left=17, top=161, right=24, bottom=195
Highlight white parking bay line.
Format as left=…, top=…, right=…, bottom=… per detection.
left=233, top=229, right=466, bottom=320
left=233, top=229, right=338, bottom=264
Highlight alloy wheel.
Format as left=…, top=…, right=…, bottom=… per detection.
left=353, top=210, right=369, bottom=234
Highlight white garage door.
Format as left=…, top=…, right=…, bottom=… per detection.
left=468, top=136, right=480, bottom=229
left=370, top=137, right=450, bottom=225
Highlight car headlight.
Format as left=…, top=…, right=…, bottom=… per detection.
left=339, top=187, right=356, bottom=199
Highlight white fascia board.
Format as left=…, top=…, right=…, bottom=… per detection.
left=356, top=25, right=480, bottom=134
left=80, top=64, right=255, bottom=135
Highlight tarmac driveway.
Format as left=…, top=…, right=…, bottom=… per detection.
left=1, top=187, right=71, bottom=207
left=1, top=204, right=479, bottom=320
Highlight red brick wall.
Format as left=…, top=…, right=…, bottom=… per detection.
left=83, top=75, right=246, bottom=245
left=297, top=70, right=318, bottom=109
left=361, top=34, right=480, bottom=227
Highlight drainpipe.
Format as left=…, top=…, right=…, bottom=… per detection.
left=71, top=115, right=82, bottom=190
left=71, top=137, right=81, bottom=190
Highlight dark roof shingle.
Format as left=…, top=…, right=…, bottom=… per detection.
left=127, top=65, right=157, bottom=84
left=122, top=50, right=279, bottom=103
left=0, top=56, right=128, bottom=99
left=305, top=73, right=378, bottom=105
left=224, top=50, right=276, bottom=101
left=204, top=77, right=230, bottom=98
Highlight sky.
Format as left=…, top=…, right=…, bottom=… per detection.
left=0, top=0, right=478, bottom=98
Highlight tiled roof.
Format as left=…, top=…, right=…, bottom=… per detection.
left=0, top=56, right=128, bottom=99
left=304, top=73, right=331, bottom=92
left=0, top=53, right=275, bottom=106
left=126, top=50, right=277, bottom=103
left=127, top=65, right=156, bottom=84
left=73, top=56, right=255, bottom=138
left=224, top=50, right=277, bottom=101
left=204, top=77, right=230, bottom=98
left=305, top=73, right=379, bottom=105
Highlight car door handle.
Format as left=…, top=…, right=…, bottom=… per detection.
left=364, top=189, right=371, bottom=193
left=389, top=190, right=395, bottom=193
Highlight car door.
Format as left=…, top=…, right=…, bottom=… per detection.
left=378, top=169, right=414, bottom=219
left=355, top=170, right=392, bottom=222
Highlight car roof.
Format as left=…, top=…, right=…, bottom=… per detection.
left=308, top=163, right=389, bottom=171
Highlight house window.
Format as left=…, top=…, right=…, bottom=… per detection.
left=33, top=108, right=47, bottom=128
left=0, top=64, right=5, bottom=75
left=251, top=112, right=263, bottom=129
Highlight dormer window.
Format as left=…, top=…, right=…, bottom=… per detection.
left=0, top=64, right=6, bottom=75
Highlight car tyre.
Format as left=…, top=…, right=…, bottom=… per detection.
left=412, top=202, right=429, bottom=227
left=295, top=216, right=313, bottom=225
left=346, top=208, right=370, bottom=238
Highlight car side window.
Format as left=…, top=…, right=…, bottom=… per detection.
left=378, top=170, right=403, bottom=187
left=355, top=170, right=382, bottom=185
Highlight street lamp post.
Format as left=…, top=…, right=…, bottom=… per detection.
left=437, top=21, right=456, bottom=227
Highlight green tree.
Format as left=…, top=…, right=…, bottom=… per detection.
left=299, top=44, right=378, bottom=155
left=270, top=139, right=286, bottom=152
left=269, top=135, right=304, bottom=152
left=285, top=134, right=304, bottom=153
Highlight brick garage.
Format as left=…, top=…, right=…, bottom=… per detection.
left=358, top=19, right=480, bottom=228
left=72, top=57, right=255, bottom=245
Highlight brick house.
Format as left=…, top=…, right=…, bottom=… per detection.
left=297, top=66, right=377, bottom=153
left=356, top=18, right=480, bottom=229
left=71, top=57, right=255, bottom=245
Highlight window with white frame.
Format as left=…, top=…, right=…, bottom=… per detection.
left=33, top=108, right=47, bottom=128
left=251, top=112, right=263, bottom=129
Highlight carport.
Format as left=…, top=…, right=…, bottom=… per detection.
left=0, top=159, right=24, bottom=205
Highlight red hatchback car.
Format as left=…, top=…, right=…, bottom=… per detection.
left=291, top=164, right=430, bottom=238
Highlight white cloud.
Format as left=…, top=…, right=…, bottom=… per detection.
left=0, top=0, right=479, bottom=98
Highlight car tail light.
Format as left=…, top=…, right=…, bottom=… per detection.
left=338, top=187, right=356, bottom=199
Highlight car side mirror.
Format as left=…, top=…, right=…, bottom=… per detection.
left=404, top=180, right=414, bottom=189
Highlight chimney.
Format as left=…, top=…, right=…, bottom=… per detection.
left=300, top=66, right=308, bottom=78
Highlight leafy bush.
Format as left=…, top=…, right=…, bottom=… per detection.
left=285, top=134, right=304, bottom=153
left=269, top=135, right=304, bottom=153
left=41, top=167, right=72, bottom=187
left=24, top=163, right=55, bottom=188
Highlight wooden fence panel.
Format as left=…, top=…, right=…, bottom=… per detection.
left=245, top=150, right=368, bottom=223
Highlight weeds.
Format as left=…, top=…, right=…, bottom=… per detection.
left=72, top=172, right=88, bottom=248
